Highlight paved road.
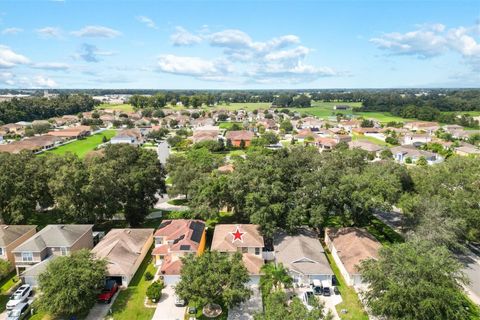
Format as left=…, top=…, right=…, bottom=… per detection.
left=228, top=286, right=262, bottom=320
left=152, top=285, right=185, bottom=320
left=84, top=290, right=120, bottom=320
left=459, top=245, right=480, bottom=305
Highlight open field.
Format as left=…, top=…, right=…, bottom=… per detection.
left=44, top=130, right=117, bottom=158
left=96, top=103, right=135, bottom=113
left=288, top=101, right=362, bottom=118
left=352, top=133, right=390, bottom=147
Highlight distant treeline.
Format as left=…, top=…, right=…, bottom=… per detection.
left=0, top=94, right=97, bottom=124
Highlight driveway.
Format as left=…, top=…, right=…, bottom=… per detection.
left=296, top=287, right=342, bottom=320
left=228, top=285, right=262, bottom=320
left=84, top=290, right=120, bottom=320
left=0, top=296, right=35, bottom=320
left=152, top=285, right=185, bottom=320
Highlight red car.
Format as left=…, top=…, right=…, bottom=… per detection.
left=98, top=280, right=118, bottom=303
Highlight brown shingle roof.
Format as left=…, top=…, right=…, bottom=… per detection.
left=211, top=224, right=264, bottom=252
left=326, top=227, right=381, bottom=274
left=225, top=130, right=254, bottom=141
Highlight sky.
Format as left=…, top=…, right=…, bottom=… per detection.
left=0, top=0, right=479, bottom=89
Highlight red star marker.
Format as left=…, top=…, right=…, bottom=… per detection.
left=231, top=226, right=245, bottom=242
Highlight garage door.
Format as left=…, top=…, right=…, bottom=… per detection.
left=107, top=276, right=123, bottom=286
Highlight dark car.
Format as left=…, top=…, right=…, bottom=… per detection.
left=98, top=279, right=118, bottom=303
left=334, top=286, right=340, bottom=295
left=323, top=287, right=331, bottom=296
left=332, top=275, right=338, bottom=286
left=313, top=285, right=323, bottom=295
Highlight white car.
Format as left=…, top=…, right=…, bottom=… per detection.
left=6, top=285, right=31, bottom=310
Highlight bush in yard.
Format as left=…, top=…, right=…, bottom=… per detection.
left=0, top=259, right=11, bottom=279
left=144, top=271, right=154, bottom=281
left=146, top=280, right=165, bottom=302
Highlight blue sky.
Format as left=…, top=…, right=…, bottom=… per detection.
left=0, top=0, right=479, bottom=89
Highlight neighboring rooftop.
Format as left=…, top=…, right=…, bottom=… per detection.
left=0, top=225, right=36, bottom=247
left=274, top=228, right=333, bottom=276
left=13, top=225, right=93, bottom=252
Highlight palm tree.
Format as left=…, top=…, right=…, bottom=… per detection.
left=259, top=263, right=293, bottom=295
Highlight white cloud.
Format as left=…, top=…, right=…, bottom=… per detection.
left=36, top=27, right=62, bottom=39
left=32, top=62, right=70, bottom=71
left=0, top=45, right=30, bottom=68
left=371, top=23, right=480, bottom=71
left=157, top=54, right=233, bottom=81
left=171, top=27, right=202, bottom=46
left=72, top=25, right=121, bottom=38
left=162, top=27, right=336, bottom=84
left=136, top=16, right=158, bottom=29
left=2, top=27, right=23, bottom=35
left=0, top=72, right=15, bottom=85
left=33, top=75, right=57, bottom=88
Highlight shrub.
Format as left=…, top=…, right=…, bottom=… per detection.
left=146, top=280, right=165, bottom=302
left=144, top=271, right=154, bottom=281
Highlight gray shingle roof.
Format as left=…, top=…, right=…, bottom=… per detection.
left=13, top=225, right=93, bottom=252
left=274, top=228, right=333, bottom=276
left=0, top=225, right=36, bottom=247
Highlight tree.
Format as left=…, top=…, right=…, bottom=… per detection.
left=380, top=149, right=393, bottom=160
left=37, top=250, right=107, bottom=317
left=280, top=120, right=293, bottom=133
left=175, top=251, right=251, bottom=309
left=0, top=259, right=11, bottom=279
left=259, top=263, right=292, bottom=296
left=416, top=156, right=428, bottom=166
left=146, top=279, right=165, bottom=302
left=359, top=241, right=471, bottom=320
left=239, top=139, right=246, bottom=149
left=255, top=291, right=333, bottom=320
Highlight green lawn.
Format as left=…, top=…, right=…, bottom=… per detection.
left=352, top=133, right=390, bottom=147
left=218, top=121, right=243, bottom=129
left=44, top=130, right=117, bottom=158
left=96, top=103, right=135, bottom=113
left=110, top=252, right=157, bottom=320
left=324, top=250, right=369, bottom=320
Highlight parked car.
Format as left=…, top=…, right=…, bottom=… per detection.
left=334, top=286, right=340, bottom=295
left=98, top=279, right=118, bottom=304
left=7, top=302, right=30, bottom=320
left=188, top=306, right=197, bottom=314
left=312, top=279, right=322, bottom=295
left=332, top=275, right=338, bottom=286
left=323, top=287, right=331, bottom=296
left=6, top=285, right=32, bottom=310
left=174, top=295, right=187, bottom=307
left=303, top=291, right=315, bottom=306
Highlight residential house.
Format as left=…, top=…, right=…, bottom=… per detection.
left=325, top=227, right=381, bottom=286
left=257, top=119, right=278, bottom=131
left=294, top=129, right=316, bottom=142
left=211, top=224, right=264, bottom=284
left=315, top=137, right=338, bottom=151
left=348, top=140, right=384, bottom=155
left=152, top=220, right=206, bottom=284
left=403, top=133, right=432, bottom=145
left=191, top=117, right=215, bottom=128
left=47, top=125, right=91, bottom=140
left=14, top=224, right=94, bottom=286
left=191, top=127, right=220, bottom=144
left=404, top=121, right=439, bottom=134
left=1, top=123, right=25, bottom=136
left=298, top=117, right=323, bottom=130
left=218, top=163, right=235, bottom=173
left=455, top=144, right=480, bottom=157
left=110, top=128, right=144, bottom=145
left=0, top=225, right=37, bottom=268
left=273, top=228, right=333, bottom=286
left=225, top=130, right=255, bottom=147
left=390, top=145, right=443, bottom=164
left=0, top=135, right=62, bottom=154
left=338, top=120, right=361, bottom=132
left=92, top=229, right=154, bottom=287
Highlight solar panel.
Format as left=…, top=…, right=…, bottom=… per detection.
left=190, top=221, right=205, bottom=243
left=180, top=245, right=191, bottom=251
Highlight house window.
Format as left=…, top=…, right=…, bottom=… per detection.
left=242, top=247, right=248, bottom=254
left=255, top=247, right=261, bottom=255
left=0, top=248, right=4, bottom=256
left=22, top=252, right=33, bottom=262
left=60, top=247, right=68, bottom=256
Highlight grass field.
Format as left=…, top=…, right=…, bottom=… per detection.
left=110, top=251, right=156, bottom=320
left=352, top=133, right=390, bottom=147
left=96, top=103, right=135, bottom=113
left=44, top=130, right=117, bottom=158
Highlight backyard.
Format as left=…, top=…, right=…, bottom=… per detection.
left=43, top=129, right=117, bottom=158
left=109, top=250, right=157, bottom=320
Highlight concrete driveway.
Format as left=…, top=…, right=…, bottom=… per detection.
left=0, top=296, right=35, bottom=320
left=296, top=287, right=342, bottom=320
left=228, top=285, right=262, bottom=320
left=152, top=285, right=185, bottom=320
left=84, top=290, right=119, bottom=320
